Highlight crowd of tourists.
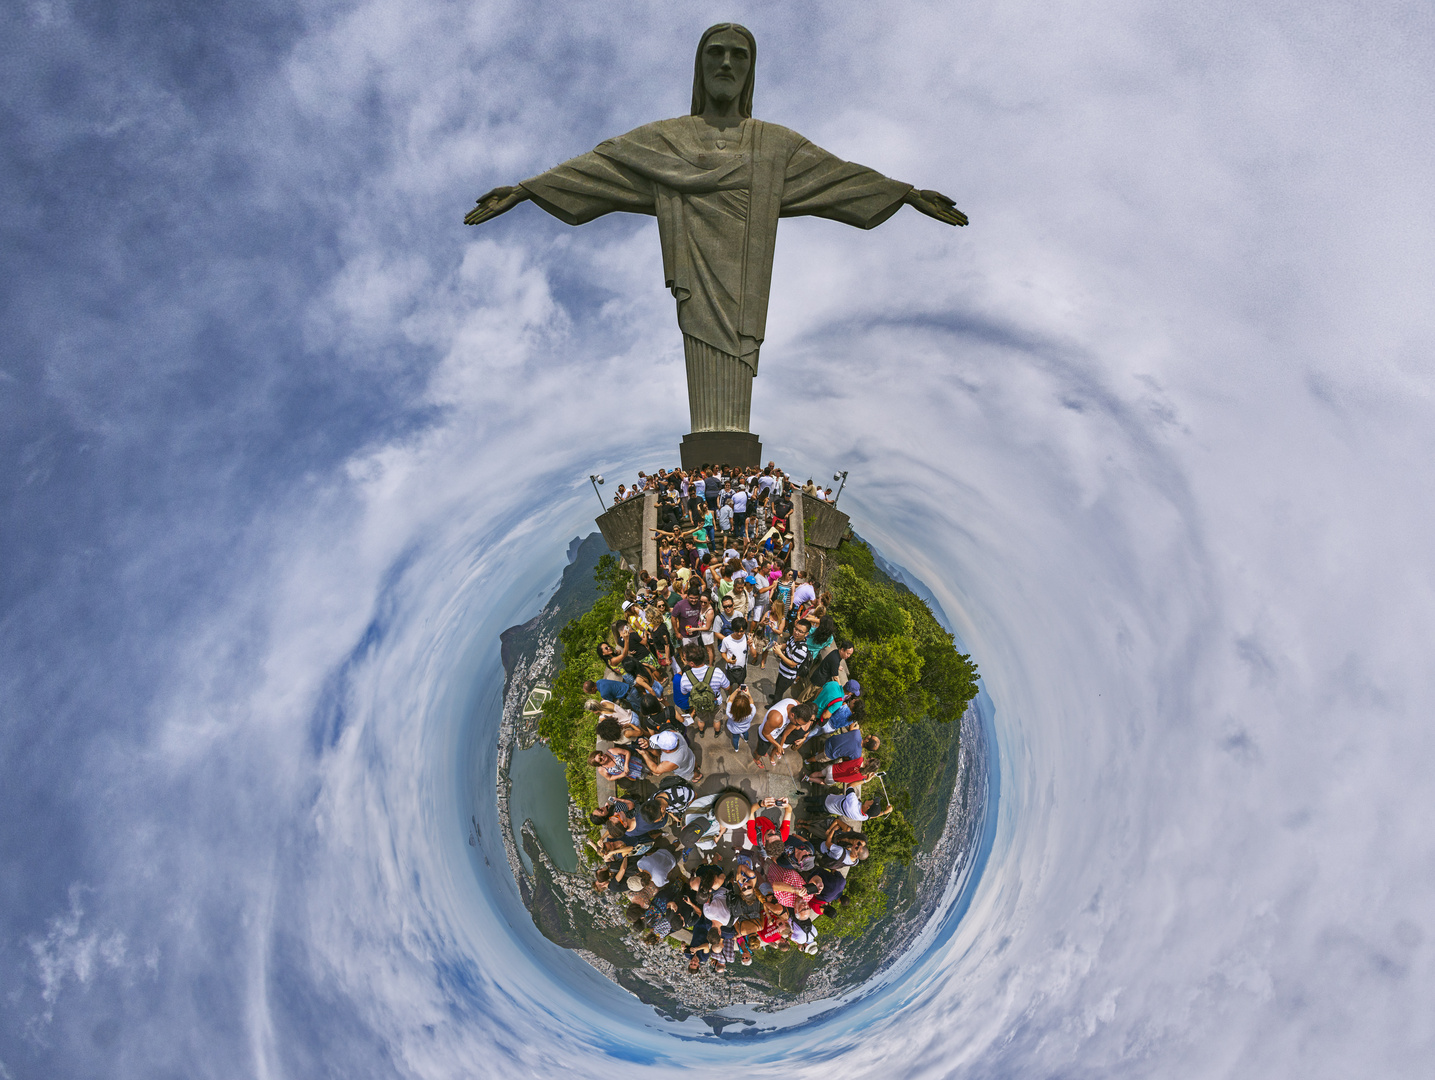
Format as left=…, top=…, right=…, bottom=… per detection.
left=579, top=462, right=888, bottom=975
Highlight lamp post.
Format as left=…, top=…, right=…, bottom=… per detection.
left=832, top=471, right=849, bottom=507
left=588, top=474, right=606, bottom=510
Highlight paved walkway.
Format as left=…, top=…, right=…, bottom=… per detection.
left=589, top=647, right=866, bottom=953
left=596, top=647, right=859, bottom=841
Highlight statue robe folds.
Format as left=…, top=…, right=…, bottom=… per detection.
left=520, top=117, right=912, bottom=432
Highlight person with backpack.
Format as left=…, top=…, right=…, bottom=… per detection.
left=713, top=593, right=736, bottom=645
left=676, top=642, right=729, bottom=737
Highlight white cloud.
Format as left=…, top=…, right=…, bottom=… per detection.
left=27, top=885, right=140, bottom=1026
left=6, top=0, right=1434, bottom=1076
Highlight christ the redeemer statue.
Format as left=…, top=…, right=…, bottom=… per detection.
left=465, top=23, right=966, bottom=467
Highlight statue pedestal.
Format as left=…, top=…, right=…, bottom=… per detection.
left=680, top=431, right=763, bottom=471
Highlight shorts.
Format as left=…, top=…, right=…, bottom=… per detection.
left=700, top=631, right=714, bottom=646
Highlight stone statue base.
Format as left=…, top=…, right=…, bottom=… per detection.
left=680, top=430, right=762, bottom=471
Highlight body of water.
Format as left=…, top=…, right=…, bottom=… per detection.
left=509, top=741, right=579, bottom=873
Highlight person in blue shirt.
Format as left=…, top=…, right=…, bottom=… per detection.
left=814, top=729, right=881, bottom=764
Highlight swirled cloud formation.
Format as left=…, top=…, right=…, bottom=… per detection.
left=3, top=1, right=1432, bottom=1077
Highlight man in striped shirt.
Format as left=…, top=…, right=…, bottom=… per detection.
left=772, top=620, right=810, bottom=701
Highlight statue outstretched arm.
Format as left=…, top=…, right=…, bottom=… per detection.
left=780, top=140, right=967, bottom=229
left=904, top=189, right=968, bottom=227
left=466, top=138, right=657, bottom=228
left=464, top=185, right=531, bottom=226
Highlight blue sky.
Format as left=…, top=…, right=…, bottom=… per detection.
left=3, top=1, right=1434, bottom=1077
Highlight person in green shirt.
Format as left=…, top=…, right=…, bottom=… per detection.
left=812, top=679, right=845, bottom=727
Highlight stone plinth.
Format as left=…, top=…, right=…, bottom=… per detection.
left=595, top=494, right=653, bottom=571
left=680, top=431, right=762, bottom=471
left=804, top=498, right=851, bottom=550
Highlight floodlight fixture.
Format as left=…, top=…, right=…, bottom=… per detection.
left=589, top=474, right=606, bottom=509
left=832, top=470, right=849, bottom=507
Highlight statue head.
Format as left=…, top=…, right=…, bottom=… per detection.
left=690, top=23, right=756, bottom=118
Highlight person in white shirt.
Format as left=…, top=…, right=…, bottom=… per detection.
left=638, top=728, right=701, bottom=783
left=719, top=617, right=750, bottom=686
left=791, top=571, right=817, bottom=613
left=677, top=643, right=731, bottom=735
left=820, top=789, right=892, bottom=822
left=756, top=699, right=816, bottom=768
left=723, top=687, right=758, bottom=752
left=730, top=486, right=749, bottom=537
left=734, top=576, right=757, bottom=619
left=636, top=847, right=677, bottom=887
left=787, top=913, right=819, bottom=954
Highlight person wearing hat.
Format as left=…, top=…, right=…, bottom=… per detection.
left=636, top=728, right=703, bottom=783
left=812, top=678, right=862, bottom=736
left=787, top=914, right=819, bottom=955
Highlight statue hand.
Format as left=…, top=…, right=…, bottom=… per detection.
left=905, top=188, right=969, bottom=227
left=464, top=185, right=529, bottom=226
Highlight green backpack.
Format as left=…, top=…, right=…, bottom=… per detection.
left=684, top=664, right=718, bottom=716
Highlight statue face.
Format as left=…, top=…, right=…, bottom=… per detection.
left=701, top=29, right=751, bottom=107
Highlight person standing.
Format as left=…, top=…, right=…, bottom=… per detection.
left=637, top=728, right=703, bottom=783
left=677, top=642, right=730, bottom=736
left=772, top=620, right=811, bottom=701
left=756, top=699, right=815, bottom=769
left=809, top=638, right=854, bottom=687
left=719, top=616, right=750, bottom=688
left=790, top=570, right=816, bottom=616
left=813, top=787, right=890, bottom=823
left=730, top=483, right=748, bottom=539
left=672, top=582, right=705, bottom=648
left=723, top=688, right=758, bottom=752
